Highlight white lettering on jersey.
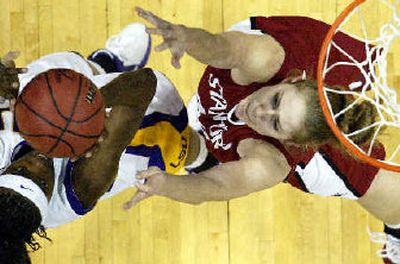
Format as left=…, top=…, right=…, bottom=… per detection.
left=201, top=74, right=232, bottom=150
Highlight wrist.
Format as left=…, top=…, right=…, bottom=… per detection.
left=155, top=172, right=171, bottom=196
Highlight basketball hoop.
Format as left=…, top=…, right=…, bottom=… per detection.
left=317, top=0, right=400, bottom=172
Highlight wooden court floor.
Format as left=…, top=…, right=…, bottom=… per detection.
left=0, top=0, right=394, bottom=263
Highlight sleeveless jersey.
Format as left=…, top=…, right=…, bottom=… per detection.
left=249, top=16, right=371, bottom=87
left=197, top=17, right=384, bottom=200
left=2, top=52, right=189, bottom=227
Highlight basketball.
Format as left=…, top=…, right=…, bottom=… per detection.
left=15, top=69, right=106, bottom=158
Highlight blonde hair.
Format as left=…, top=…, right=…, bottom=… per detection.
left=290, top=80, right=377, bottom=146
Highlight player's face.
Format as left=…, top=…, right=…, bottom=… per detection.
left=3, top=151, right=54, bottom=200
left=236, top=83, right=307, bottom=141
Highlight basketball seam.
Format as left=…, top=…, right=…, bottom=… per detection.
left=70, top=103, right=105, bottom=124
left=45, top=71, right=104, bottom=123
left=18, top=97, right=101, bottom=138
left=17, top=69, right=105, bottom=157
left=19, top=132, right=77, bottom=156
left=47, top=74, right=84, bottom=156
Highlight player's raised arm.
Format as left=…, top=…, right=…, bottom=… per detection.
left=135, top=7, right=283, bottom=85
left=72, top=68, right=157, bottom=209
left=124, top=139, right=290, bottom=207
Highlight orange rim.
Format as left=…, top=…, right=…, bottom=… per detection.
left=317, top=0, right=400, bottom=172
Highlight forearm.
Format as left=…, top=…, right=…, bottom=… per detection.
left=159, top=173, right=229, bottom=205
left=178, top=26, right=237, bottom=69
left=73, top=104, right=148, bottom=207
left=74, top=69, right=157, bottom=207
left=157, top=158, right=285, bottom=205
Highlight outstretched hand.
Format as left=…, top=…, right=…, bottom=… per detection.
left=0, top=51, right=27, bottom=99
left=135, top=6, right=186, bottom=69
left=123, top=166, right=167, bottom=210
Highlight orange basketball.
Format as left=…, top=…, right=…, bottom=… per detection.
left=15, top=69, right=106, bottom=158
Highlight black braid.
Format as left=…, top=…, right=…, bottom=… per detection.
left=0, top=187, right=50, bottom=263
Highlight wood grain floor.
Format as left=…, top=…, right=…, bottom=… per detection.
left=0, top=0, right=396, bottom=263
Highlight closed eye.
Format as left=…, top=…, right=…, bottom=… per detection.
left=272, top=91, right=282, bottom=109
left=271, top=92, right=282, bottom=131
left=273, top=116, right=280, bottom=131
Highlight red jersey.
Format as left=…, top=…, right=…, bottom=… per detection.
left=249, top=16, right=370, bottom=87
left=197, top=16, right=384, bottom=199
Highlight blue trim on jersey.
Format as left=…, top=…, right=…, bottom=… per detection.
left=140, top=107, right=188, bottom=133
left=125, top=145, right=166, bottom=171
left=115, top=34, right=151, bottom=71
left=11, top=141, right=33, bottom=162
left=137, top=35, right=152, bottom=69
left=64, top=161, right=95, bottom=216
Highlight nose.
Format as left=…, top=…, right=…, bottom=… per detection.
left=254, top=104, right=276, bottom=119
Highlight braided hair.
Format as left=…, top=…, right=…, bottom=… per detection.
left=0, top=187, right=50, bottom=264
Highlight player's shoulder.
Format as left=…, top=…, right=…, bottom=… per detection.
left=18, top=52, right=94, bottom=94
left=0, top=131, right=24, bottom=170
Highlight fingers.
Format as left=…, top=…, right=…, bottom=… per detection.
left=145, top=27, right=164, bottom=36
left=1, top=51, right=20, bottom=67
left=97, top=135, right=105, bottom=143
left=9, top=99, right=16, bottom=112
left=3, top=89, right=18, bottom=100
left=171, top=57, right=181, bottom=69
left=171, top=51, right=183, bottom=69
left=135, top=6, right=170, bottom=29
left=123, top=166, right=164, bottom=210
left=6, top=67, right=27, bottom=74
left=135, top=6, right=185, bottom=69
left=82, top=133, right=105, bottom=159
left=154, top=42, right=169, bottom=52
left=70, top=156, right=79, bottom=162
left=136, top=166, right=162, bottom=180
left=123, top=190, right=151, bottom=210
left=84, top=151, right=93, bottom=159
left=146, top=27, right=175, bottom=39
left=135, top=167, right=163, bottom=193
left=80, top=107, right=109, bottom=160
left=3, top=51, right=20, bottom=61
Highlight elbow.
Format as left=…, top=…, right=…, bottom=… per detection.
left=99, top=68, right=157, bottom=108
left=124, top=68, right=157, bottom=109
left=126, top=67, right=157, bottom=92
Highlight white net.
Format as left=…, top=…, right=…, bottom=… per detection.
left=322, top=0, right=400, bottom=166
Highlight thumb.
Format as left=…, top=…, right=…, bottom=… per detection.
left=123, top=190, right=151, bottom=210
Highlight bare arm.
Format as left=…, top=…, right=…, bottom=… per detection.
left=73, top=68, right=157, bottom=208
left=125, top=139, right=291, bottom=207
left=136, top=7, right=284, bottom=85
